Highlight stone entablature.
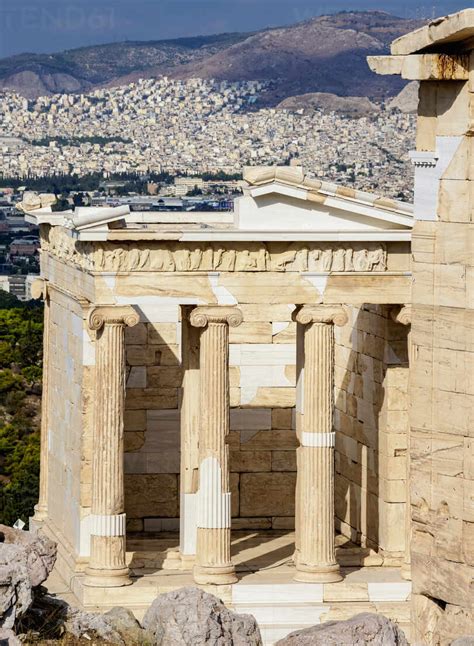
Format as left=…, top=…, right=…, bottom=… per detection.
left=41, top=230, right=390, bottom=273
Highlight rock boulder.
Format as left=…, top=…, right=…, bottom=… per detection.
left=65, top=606, right=147, bottom=645
left=0, top=525, right=56, bottom=588
left=0, top=525, right=56, bottom=629
left=142, top=586, right=262, bottom=646
left=276, top=612, right=408, bottom=645
left=0, top=626, right=21, bottom=645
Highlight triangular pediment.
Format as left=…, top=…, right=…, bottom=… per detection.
left=237, top=179, right=413, bottom=232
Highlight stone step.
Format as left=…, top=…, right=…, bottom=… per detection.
left=232, top=579, right=411, bottom=605
left=257, top=619, right=411, bottom=646
left=232, top=602, right=328, bottom=625
left=232, top=601, right=411, bottom=646
left=70, top=570, right=411, bottom=646
left=231, top=580, right=411, bottom=645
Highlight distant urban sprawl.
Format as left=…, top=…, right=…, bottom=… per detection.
left=0, top=78, right=416, bottom=200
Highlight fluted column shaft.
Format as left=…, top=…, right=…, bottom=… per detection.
left=293, top=305, right=347, bottom=583
left=391, top=305, right=412, bottom=581
left=190, top=306, right=243, bottom=585
left=32, top=279, right=50, bottom=524
left=84, top=305, right=139, bottom=588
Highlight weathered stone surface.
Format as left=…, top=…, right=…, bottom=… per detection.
left=142, top=587, right=262, bottom=646
left=230, top=450, right=272, bottom=473
left=271, top=408, right=293, bottom=429
left=240, top=473, right=296, bottom=516
left=276, top=613, right=408, bottom=645
left=0, top=547, right=31, bottom=630
left=147, top=366, right=182, bottom=388
left=0, top=627, right=21, bottom=645
left=124, top=409, right=147, bottom=431
left=230, top=322, right=272, bottom=344
left=412, top=593, right=474, bottom=646
left=0, top=526, right=56, bottom=588
left=124, top=431, right=146, bottom=452
left=0, top=526, right=56, bottom=629
left=451, top=638, right=474, bottom=646
left=240, top=430, right=298, bottom=451
left=272, top=450, right=297, bottom=471
left=125, top=474, right=178, bottom=518
left=66, top=606, right=146, bottom=645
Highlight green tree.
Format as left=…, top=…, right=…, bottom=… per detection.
left=0, top=423, right=40, bottom=525
left=0, top=302, right=43, bottom=526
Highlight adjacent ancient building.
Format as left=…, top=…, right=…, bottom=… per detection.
left=22, top=9, right=473, bottom=645
left=369, top=9, right=474, bottom=644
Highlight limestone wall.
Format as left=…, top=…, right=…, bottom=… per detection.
left=121, top=300, right=408, bottom=555
left=47, top=288, right=85, bottom=556
left=334, top=305, right=409, bottom=557
left=409, top=75, right=474, bottom=642
left=122, top=304, right=299, bottom=532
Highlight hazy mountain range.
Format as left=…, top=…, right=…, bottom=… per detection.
left=0, top=12, right=423, bottom=104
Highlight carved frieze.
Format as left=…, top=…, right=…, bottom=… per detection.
left=41, top=228, right=388, bottom=273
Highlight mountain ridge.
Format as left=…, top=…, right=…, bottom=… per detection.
left=0, top=11, right=424, bottom=103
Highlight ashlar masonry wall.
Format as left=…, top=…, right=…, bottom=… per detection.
left=409, top=74, right=474, bottom=643
left=121, top=298, right=409, bottom=555
left=334, top=305, right=409, bottom=557
left=47, top=288, right=86, bottom=558
left=122, top=304, right=299, bottom=532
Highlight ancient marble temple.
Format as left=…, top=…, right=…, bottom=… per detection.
left=24, top=10, right=473, bottom=645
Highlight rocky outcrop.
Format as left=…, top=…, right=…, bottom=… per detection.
left=66, top=606, right=147, bottom=645
left=0, top=525, right=56, bottom=630
left=0, top=548, right=31, bottom=630
left=0, top=525, right=56, bottom=589
left=276, top=613, right=408, bottom=645
left=0, top=626, right=21, bottom=645
left=142, top=586, right=262, bottom=645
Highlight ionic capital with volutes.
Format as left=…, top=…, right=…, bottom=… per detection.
left=189, top=306, right=243, bottom=329
left=31, top=278, right=49, bottom=301
left=88, top=305, right=140, bottom=331
left=294, top=304, right=348, bottom=327
left=391, top=304, right=412, bottom=327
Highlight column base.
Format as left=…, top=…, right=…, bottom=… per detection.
left=83, top=566, right=133, bottom=588
left=294, top=563, right=342, bottom=583
left=162, top=548, right=182, bottom=570
left=193, top=563, right=237, bottom=585
left=31, top=504, right=48, bottom=525
left=179, top=552, right=196, bottom=571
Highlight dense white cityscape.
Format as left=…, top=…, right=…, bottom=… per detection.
left=0, top=77, right=416, bottom=199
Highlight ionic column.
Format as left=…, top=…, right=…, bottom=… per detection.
left=391, top=305, right=412, bottom=581
left=84, top=305, right=139, bottom=588
left=293, top=304, right=347, bottom=583
left=31, top=279, right=50, bottom=525
left=190, top=305, right=243, bottom=585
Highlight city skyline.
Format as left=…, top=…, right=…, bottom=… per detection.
left=0, top=0, right=471, bottom=58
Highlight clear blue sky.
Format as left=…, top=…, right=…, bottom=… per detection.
left=0, top=0, right=471, bottom=58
